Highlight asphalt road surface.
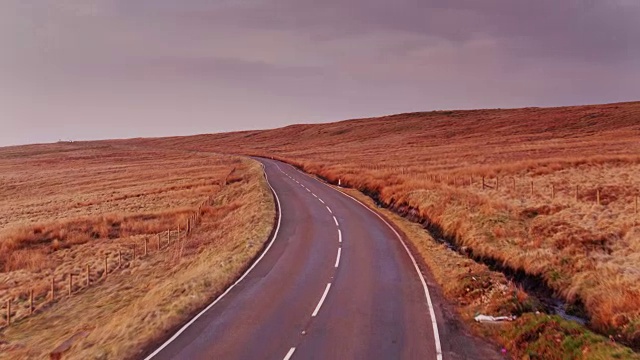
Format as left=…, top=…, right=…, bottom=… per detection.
left=144, top=158, right=500, bottom=360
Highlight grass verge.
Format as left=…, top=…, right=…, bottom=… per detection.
left=0, top=146, right=275, bottom=359
left=338, top=186, right=639, bottom=360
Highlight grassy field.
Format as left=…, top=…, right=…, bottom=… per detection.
left=343, top=187, right=638, bottom=359
left=0, top=143, right=275, bottom=359
left=111, top=101, right=640, bottom=353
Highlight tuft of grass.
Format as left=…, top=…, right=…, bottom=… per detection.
left=506, top=313, right=640, bottom=360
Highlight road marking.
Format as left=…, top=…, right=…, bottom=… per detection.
left=277, top=160, right=442, bottom=360
left=144, top=163, right=284, bottom=360
left=335, top=248, right=341, bottom=268
left=279, top=161, right=443, bottom=360
left=318, top=182, right=443, bottom=360
left=332, top=216, right=338, bottom=226
left=326, top=206, right=332, bottom=214
left=306, top=188, right=311, bottom=193
left=312, top=193, right=317, bottom=198
left=312, top=283, right=332, bottom=317
left=283, top=347, right=296, bottom=360
left=319, top=198, right=325, bottom=204
left=338, top=229, right=342, bottom=243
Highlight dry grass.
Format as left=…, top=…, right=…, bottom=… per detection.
left=341, top=187, right=639, bottom=360
left=0, top=143, right=275, bottom=359
left=339, top=188, right=534, bottom=319
left=109, top=101, right=640, bottom=348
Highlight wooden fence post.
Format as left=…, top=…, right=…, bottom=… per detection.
left=597, top=189, right=601, bottom=205
left=68, top=274, right=73, bottom=296
left=551, top=185, right=555, bottom=200
left=29, top=290, right=34, bottom=315
left=132, top=245, right=136, bottom=260
left=635, top=195, right=638, bottom=214
left=104, top=254, right=108, bottom=278
left=118, top=250, right=122, bottom=267
left=144, top=239, right=148, bottom=256
left=530, top=181, right=534, bottom=197
left=6, top=299, right=10, bottom=326
left=51, top=276, right=55, bottom=301
left=86, top=264, right=90, bottom=287
left=496, top=177, right=499, bottom=191
left=167, top=230, right=170, bottom=246
left=158, top=234, right=161, bottom=251
left=482, top=176, right=486, bottom=190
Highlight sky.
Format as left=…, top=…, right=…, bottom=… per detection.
left=2, top=1, right=640, bottom=146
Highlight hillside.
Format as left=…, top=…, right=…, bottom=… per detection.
left=114, top=101, right=640, bottom=165
left=0, top=144, right=275, bottom=358
left=111, top=101, right=640, bottom=351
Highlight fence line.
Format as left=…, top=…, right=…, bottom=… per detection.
left=424, top=173, right=638, bottom=212
left=1, top=194, right=216, bottom=329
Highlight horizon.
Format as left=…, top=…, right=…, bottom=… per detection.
left=2, top=99, right=639, bottom=148
left=2, top=1, right=640, bottom=147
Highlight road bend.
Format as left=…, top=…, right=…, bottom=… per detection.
left=144, top=158, right=498, bottom=360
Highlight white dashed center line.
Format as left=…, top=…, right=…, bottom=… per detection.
left=326, top=206, right=332, bottom=214
left=319, top=198, right=325, bottom=204
left=283, top=347, right=296, bottom=360
left=312, top=283, right=332, bottom=317
left=338, top=229, right=342, bottom=243
left=312, top=193, right=317, bottom=198
left=333, top=216, right=339, bottom=226
left=334, top=248, right=341, bottom=268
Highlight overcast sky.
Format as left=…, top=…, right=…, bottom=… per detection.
left=2, top=1, right=639, bottom=146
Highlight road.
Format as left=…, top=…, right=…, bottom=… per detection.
left=144, top=158, right=500, bottom=360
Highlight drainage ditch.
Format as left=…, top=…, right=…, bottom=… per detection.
left=311, top=170, right=590, bottom=325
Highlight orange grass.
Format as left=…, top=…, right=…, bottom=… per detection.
left=109, top=101, right=640, bottom=347
left=0, top=143, right=275, bottom=358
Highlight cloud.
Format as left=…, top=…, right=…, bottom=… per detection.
left=1, top=0, right=639, bottom=146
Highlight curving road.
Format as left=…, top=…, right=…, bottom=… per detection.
left=143, top=158, right=500, bottom=360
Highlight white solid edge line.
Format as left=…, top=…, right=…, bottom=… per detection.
left=284, top=163, right=443, bottom=360
left=332, top=216, right=339, bottom=226
left=338, top=229, right=342, bottom=243
left=144, top=162, right=283, bottom=360
left=326, top=206, right=332, bottom=213
left=329, top=188, right=442, bottom=359
left=312, top=283, right=332, bottom=317
left=283, top=347, right=296, bottom=360
left=335, top=248, right=341, bottom=268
